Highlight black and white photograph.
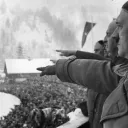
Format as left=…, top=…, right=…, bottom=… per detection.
left=0, top=0, right=128, bottom=128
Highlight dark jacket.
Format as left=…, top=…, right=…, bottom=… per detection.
left=55, top=57, right=128, bottom=128
left=75, top=51, right=109, bottom=60
left=75, top=51, right=109, bottom=128
left=75, top=52, right=128, bottom=128
left=101, top=65, right=128, bottom=128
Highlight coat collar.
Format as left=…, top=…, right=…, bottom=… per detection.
left=113, top=63, right=128, bottom=77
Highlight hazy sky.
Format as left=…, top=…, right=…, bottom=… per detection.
left=1, top=0, right=127, bottom=53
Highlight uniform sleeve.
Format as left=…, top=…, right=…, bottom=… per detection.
left=56, top=58, right=118, bottom=95
left=75, top=51, right=109, bottom=60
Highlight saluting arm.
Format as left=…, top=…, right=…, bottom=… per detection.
left=56, top=58, right=118, bottom=95
left=75, top=51, right=109, bottom=60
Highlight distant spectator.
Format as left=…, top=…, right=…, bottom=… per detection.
left=94, top=40, right=105, bottom=56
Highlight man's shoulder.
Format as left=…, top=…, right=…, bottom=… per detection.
left=101, top=76, right=128, bottom=123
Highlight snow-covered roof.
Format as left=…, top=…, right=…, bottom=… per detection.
left=5, top=58, right=54, bottom=74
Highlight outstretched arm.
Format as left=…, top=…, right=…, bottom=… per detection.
left=75, top=51, right=109, bottom=60
left=56, top=50, right=76, bottom=57
left=56, top=49, right=109, bottom=60
left=37, top=58, right=118, bottom=95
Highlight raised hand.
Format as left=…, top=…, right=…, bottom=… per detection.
left=37, top=65, right=56, bottom=76
left=56, top=50, right=76, bottom=57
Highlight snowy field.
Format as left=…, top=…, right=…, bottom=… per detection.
left=0, top=92, right=21, bottom=118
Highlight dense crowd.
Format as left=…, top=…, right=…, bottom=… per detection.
left=0, top=75, right=87, bottom=128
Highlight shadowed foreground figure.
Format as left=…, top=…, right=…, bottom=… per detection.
left=30, top=107, right=68, bottom=128
left=30, top=106, right=89, bottom=128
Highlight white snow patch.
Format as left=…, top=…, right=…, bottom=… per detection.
left=67, top=108, right=89, bottom=122
left=0, top=92, right=21, bottom=118
left=57, top=108, right=89, bottom=128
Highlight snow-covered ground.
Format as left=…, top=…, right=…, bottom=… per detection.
left=0, top=92, right=21, bottom=118
left=57, top=108, right=89, bottom=128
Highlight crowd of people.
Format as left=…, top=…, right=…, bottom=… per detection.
left=0, top=76, right=87, bottom=128
left=37, top=1, right=128, bottom=128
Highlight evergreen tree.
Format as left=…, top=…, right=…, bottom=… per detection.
left=17, top=43, right=25, bottom=59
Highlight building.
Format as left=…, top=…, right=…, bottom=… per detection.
left=4, top=58, right=54, bottom=82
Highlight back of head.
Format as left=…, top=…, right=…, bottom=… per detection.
left=122, top=1, right=128, bottom=12
left=94, top=40, right=104, bottom=50
left=98, top=40, right=104, bottom=46
left=106, top=19, right=117, bottom=37
left=94, top=40, right=104, bottom=48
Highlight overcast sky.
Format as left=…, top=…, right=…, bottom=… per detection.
left=1, top=0, right=128, bottom=52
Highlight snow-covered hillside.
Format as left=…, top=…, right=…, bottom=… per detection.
left=0, top=0, right=127, bottom=70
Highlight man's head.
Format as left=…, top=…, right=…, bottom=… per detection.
left=116, top=1, right=128, bottom=58
left=107, top=27, right=120, bottom=59
left=94, top=40, right=104, bottom=56
left=103, top=19, right=118, bottom=58
left=104, top=19, right=117, bottom=44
